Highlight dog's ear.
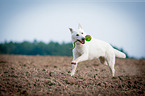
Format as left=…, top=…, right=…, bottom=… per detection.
left=69, top=28, right=73, bottom=33
left=78, top=23, right=83, bottom=30
left=78, top=23, right=84, bottom=32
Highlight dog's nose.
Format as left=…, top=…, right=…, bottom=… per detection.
left=81, top=38, right=85, bottom=44
left=82, top=38, right=85, bottom=41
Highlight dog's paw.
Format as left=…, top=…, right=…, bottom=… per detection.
left=71, top=61, right=76, bottom=65
left=70, top=72, right=75, bottom=76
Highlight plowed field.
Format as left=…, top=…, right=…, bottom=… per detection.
left=0, top=55, right=145, bottom=96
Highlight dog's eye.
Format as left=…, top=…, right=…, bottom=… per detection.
left=76, top=34, right=79, bottom=36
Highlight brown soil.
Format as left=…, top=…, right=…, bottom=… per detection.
left=0, top=55, right=145, bottom=96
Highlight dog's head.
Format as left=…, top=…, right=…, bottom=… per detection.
left=69, top=24, right=87, bottom=45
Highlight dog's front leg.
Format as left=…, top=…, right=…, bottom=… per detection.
left=71, top=52, right=79, bottom=76
left=71, top=63, right=78, bottom=76
left=71, top=53, right=88, bottom=76
left=72, top=53, right=88, bottom=64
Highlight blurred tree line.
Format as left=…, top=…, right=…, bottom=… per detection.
left=0, top=40, right=128, bottom=58
left=0, top=40, right=72, bottom=56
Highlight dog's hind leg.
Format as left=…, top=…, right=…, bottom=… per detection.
left=106, top=53, right=116, bottom=77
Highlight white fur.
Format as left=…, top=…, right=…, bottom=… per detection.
left=69, top=24, right=126, bottom=77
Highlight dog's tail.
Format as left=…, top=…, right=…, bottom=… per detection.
left=114, top=49, right=126, bottom=58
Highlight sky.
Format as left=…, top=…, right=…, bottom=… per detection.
left=0, top=0, right=145, bottom=58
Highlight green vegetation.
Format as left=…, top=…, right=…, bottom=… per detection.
left=0, top=40, right=72, bottom=56
left=0, top=40, right=129, bottom=57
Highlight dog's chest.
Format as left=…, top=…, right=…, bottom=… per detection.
left=74, top=45, right=87, bottom=55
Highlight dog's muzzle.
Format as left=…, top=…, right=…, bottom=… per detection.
left=77, top=38, right=85, bottom=44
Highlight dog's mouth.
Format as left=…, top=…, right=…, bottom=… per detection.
left=70, top=38, right=85, bottom=50
left=77, top=38, right=85, bottom=44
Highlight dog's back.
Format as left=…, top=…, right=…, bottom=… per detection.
left=84, top=37, right=112, bottom=60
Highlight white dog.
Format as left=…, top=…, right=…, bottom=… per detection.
left=69, top=24, right=126, bottom=77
